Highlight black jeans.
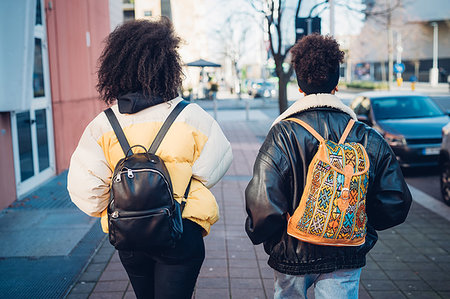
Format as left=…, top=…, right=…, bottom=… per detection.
left=118, top=219, right=205, bottom=299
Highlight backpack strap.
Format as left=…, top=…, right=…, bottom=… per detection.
left=104, top=108, right=132, bottom=156
left=148, top=100, right=189, bottom=155
left=338, top=119, right=355, bottom=144
left=180, top=177, right=192, bottom=213
left=285, top=118, right=325, bottom=143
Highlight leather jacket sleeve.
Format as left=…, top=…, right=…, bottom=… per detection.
left=245, top=126, right=292, bottom=245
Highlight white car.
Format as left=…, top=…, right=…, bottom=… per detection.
left=439, top=122, right=450, bottom=206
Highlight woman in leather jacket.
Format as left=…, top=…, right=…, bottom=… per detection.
left=245, top=34, right=411, bottom=298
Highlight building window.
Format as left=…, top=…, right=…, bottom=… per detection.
left=144, top=10, right=152, bottom=17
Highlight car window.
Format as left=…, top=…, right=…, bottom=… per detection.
left=372, top=96, right=445, bottom=120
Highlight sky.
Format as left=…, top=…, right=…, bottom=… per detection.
left=205, top=0, right=365, bottom=65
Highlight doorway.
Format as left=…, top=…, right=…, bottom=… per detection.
left=11, top=0, right=55, bottom=196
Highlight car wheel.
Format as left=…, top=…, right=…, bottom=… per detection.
left=440, top=160, right=450, bottom=206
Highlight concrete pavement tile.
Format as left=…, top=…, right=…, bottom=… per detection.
left=370, top=242, right=395, bottom=254
left=427, top=255, right=450, bottom=263
left=230, top=278, right=263, bottom=289
left=418, top=247, right=448, bottom=255
left=227, top=241, right=255, bottom=252
left=123, top=292, right=137, bottom=299
left=405, top=291, right=442, bottom=299
left=425, top=280, right=450, bottom=291
left=199, top=266, right=228, bottom=278
left=398, top=254, right=431, bottom=263
left=231, top=288, right=266, bottom=299
left=438, top=291, right=450, bottom=298
left=263, top=278, right=274, bottom=296
left=385, top=270, right=421, bottom=281
left=93, top=280, right=129, bottom=292
left=406, top=262, right=441, bottom=272
left=369, top=252, right=399, bottom=261
left=79, top=270, right=102, bottom=282
left=202, top=258, right=227, bottom=268
left=194, top=288, right=230, bottom=299
left=196, top=277, right=229, bottom=289
left=361, top=279, right=399, bottom=291
left=110, top=251, right=121, bottom=262
left=416, top=270, right=450, bottom=281
left=229, top=267, right=260, bottom=278
left=91, top=253, right=112, bottom=264
left=86, top=263, right=107, bottom=272
left=377, top=261, right=410, bottom=270
left=367, top=290, right=407, bottom=299
left=89, top=292, right=124, bottom=299
left=364, top=260, right=382, bottom=270
left=104, top=261, right=125, bottom=272
left=361, top=269, right=390, bottom=280
left=432, top=239, right=450, bottom=248
left=395, top=280, right=433, bottom=291
left=71, top=282, right=96, bottom=294
left=98, top=270, right=129, bottom=281
left=259, top=265, right=274, bottom=279
left=228, top=249, right=257, bottom=260
left=228, top=258, right=258, bottom=268
left=437, top=262, right=450, bottom=272
left=204, top=250, right=227, bottom=259
left=359, top=286, right=372, bottom=299
left=66, top=293, right=90, bottom=299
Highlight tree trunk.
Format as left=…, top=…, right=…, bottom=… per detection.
left=278, top=74, right=289, bottom=114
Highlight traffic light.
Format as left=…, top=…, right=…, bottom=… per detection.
left=295, top=17, right=321, bottom=41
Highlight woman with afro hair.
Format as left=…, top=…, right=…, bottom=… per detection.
left=245, top=34, right=411, bottom=298
left=68, top=17, right=232, bottom=298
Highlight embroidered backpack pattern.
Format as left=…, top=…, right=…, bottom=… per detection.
left=286, top=118, right=370, bottom=246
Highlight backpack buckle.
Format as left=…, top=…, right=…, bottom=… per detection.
left=341, top=188, right=350, bottom=200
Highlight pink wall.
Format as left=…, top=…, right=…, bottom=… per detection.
left=46, top=0, right=110, bottom=173
left=0, top=113, right=16, bottom=209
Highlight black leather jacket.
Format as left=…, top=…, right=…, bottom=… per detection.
left=245, top=107, right=412, bottom=275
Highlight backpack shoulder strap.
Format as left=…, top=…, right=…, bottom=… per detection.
left=104, top=108, right=132, bottom=156
left=285, top=118, right=324, bottom=143
left=148, top=100, right=189, bottom=154
left=338, top=119, right=355, bottom=144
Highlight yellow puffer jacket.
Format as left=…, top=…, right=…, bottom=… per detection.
left=67, top=98, right=233, bottom=235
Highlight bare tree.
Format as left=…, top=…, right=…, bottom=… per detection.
left=248, top=0, right=302, bottom=114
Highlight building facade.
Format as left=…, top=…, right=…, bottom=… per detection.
left=351, top=0, right=450, bottom=82
left=0, top=0, right=122, bottom=210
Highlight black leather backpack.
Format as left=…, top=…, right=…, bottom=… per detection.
left=104, top=101, right=190, bottom=251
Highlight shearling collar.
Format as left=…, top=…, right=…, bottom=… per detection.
left=272, top=93, right=357, bottom=126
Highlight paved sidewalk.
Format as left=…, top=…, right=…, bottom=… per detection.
left=66, top=107, right=450, bottom=299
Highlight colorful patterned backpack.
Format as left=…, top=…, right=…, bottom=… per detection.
left=286, top=118, right=370, bottom=246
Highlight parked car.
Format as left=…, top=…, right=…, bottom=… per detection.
left=439, top=122, right=450, bottom=206
left=248, top=80, right=276, bottom=98
left=350, top=91, right=450, bottom=168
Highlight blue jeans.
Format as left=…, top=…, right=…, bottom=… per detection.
left=274, top=268, right=362, bottom=299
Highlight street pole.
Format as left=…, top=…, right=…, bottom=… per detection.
left=430, top=22, right=439, bottom=86
left=396, top=32, right=403, bottom=86
left=329, top=0, right=335, bottom=36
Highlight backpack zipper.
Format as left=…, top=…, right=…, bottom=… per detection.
left=110, top=207, right=171, bottom=219
left=113, top=168, right=174, bottom=200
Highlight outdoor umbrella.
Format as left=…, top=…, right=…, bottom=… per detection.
left=186, top=59, right=221, bottom=68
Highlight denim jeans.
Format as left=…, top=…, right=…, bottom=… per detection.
left=274, top=268, right=362, bottom=299
left=118, top=219, right=205, bottom=299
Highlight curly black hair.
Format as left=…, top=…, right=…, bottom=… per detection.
left=291, top=34, right=344, bottom=94
left=97, top=17, right=183, bottom=104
